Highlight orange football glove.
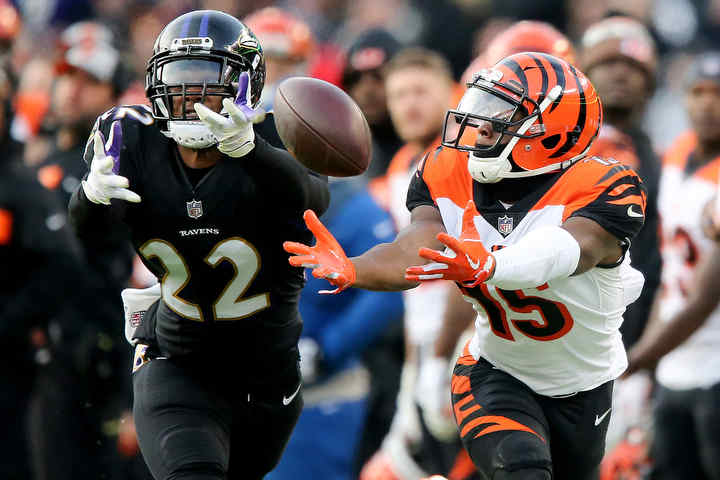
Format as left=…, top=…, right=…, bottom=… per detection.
left=405, top=200, right=495, bottom=288
left=284, top=209, right=356, bottom=294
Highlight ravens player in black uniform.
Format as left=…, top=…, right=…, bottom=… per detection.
left=68, top=10, right=329, bottom=480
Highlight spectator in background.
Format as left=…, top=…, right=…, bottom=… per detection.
left=581, top=15, right=662, bottom=352
left=461, top=20, right=576, bottom=84
left=244, top=7, right=315, bottom=148
left=26, top=22, right=148, bottom=480
left=0, top=1, right=21, bottom=63
left=12, top=0, right=93, bottom=33
left=0, top=81, right=86, bottom=479
left=245, top=7, right=315, bottom=112
left=38, top=21, right=126, bottom=205
left=342, top=28, right=403, bottom=179
left=625, top=51, right=720, bottom=480
left=579, top=15, right=663, bottom=461
left=268, top=177, right=403, bottom=480
left=37, top=21, right=135, bottom=310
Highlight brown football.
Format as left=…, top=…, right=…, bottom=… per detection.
left=273, top=77, right=372, bottom=177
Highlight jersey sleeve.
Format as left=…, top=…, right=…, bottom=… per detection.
left=405, top=153, right=436, bottom=212
left=82, top=105, right=151, bottom=185
left=71, top=106, right=150, bottom=236
left=566, top=161, right=647, bottom=242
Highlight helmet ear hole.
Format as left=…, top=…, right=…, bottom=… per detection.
left=541, top=134, right=561, bottom=149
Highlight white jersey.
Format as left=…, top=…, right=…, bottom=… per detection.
left=407, top=149, right=647, bottom=396
left=655, top=132, right=720, bottom=390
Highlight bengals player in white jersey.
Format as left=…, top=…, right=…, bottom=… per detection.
left=285, top=53, right=647, bottom=479
left=626, top=51, right=720, bottom=480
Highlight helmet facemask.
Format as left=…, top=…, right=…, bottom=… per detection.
left=442, top=70, right=562, bottom=183
left=146, top=35, right=262, bottom=149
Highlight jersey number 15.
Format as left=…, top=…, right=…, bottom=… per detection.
left=465, top=284, right=574, bottom=341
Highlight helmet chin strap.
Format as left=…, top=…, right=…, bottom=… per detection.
left=154, top=96, right=219, bottom=149
left=468, top=85, right=563, bottom=183
left=162, top=121, right=219, bottom=149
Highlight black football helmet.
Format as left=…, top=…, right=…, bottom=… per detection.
left=145, top=10, right=265, bottom=148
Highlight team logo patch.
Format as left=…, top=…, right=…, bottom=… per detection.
left=186, top=200, right=203, bottom=219
left=132, top=344, right=149, bottom=373
left=498, top=215, right=514, bottom=236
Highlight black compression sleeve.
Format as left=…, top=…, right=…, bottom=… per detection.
left=68, top=185, right=118, bottom=239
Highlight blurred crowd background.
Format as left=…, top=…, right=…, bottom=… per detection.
left=3, top=0, right=720, bottom=479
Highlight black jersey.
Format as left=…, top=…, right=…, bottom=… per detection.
left=69, top=105, right=329, bottom=362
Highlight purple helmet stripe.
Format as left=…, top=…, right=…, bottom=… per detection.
left=198, top=12, right=210, bottom=37
left=179, top=15, right=191, bottom=37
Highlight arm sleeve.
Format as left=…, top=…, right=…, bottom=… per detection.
left=246, top=135, right=330, bottom=215
left=406, top=153, right=436, bottom=212
left=68, top=179, right=125, bottom=240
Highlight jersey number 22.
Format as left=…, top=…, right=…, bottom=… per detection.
left=139, top=237, right=269, bottom=322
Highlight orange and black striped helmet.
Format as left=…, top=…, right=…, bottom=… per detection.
left=442, top=52, right=602, bottom=183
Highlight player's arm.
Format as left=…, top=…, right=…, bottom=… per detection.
left=247, top=136, right=330, bottom=214
left=351, top=206, right=445, bottom=290
left=407, top=166, right=646, bottom=290
left=561, top=216, right=625, bottom=274
left=404, top=200, right=586, bottom=290
left=68, top=119, right=140, bottom=236
left=626, top=244, right=720, bottom=375
left=284, top=205, right=445, bottom=293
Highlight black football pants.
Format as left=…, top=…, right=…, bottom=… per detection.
left=133, top=349, right=303, bottom=480
left=451, top=344, right=613, bottom=480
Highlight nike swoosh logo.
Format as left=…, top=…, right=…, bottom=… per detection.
left=594, top=407, right=612, bottom=426
left=282, top=383, right=302, bottom=406
left=627, top=205, right=643, bottom=218
left=466, top=253, right=481, bottom=270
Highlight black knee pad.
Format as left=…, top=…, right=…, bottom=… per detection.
left=491, top=433, right=552, bottom=479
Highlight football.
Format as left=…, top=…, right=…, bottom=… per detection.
left=273, top=77, right=372, bottom=177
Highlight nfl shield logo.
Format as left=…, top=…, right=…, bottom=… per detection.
left=130, top=310, right=144, bottom=328
left=186, top=200, right=203, bottom=219
left=498, top=215, right=514, bottom=235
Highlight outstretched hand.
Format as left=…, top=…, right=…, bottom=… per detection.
left=82, top=121, right=142, bottom=205
left=405, top=200, right=494, bottom=287
left=194, top=72, right=266, bottom=158
left=284, top=210, right=356, bottom=294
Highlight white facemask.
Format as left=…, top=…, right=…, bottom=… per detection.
left=467, top=85, right=562, bottom=183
